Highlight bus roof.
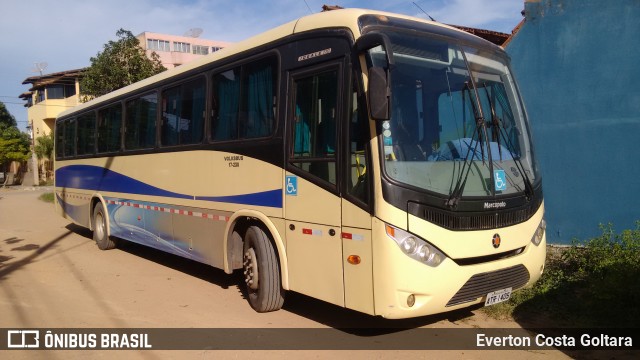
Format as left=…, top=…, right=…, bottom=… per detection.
left=58, top=8, right=478, bottom=119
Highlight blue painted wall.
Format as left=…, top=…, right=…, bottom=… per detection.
left=506, top=0, right=640, bottom=243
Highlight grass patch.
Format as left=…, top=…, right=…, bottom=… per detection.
left=38, top=192, right=54, bottom=203
left=39, top=179, right=54, bottom=186
left=482, top=222, right=640, bottom=327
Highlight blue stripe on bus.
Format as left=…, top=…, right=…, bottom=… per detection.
left=195, top=189, right=282, bottom=208
left=55, top=165, right=283, bottom=208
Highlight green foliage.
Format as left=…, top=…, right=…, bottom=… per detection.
left=483, top=222, right=640, bottom=327
left=80, top=28, right=166, bottom=99
left=34, top=132, right=54, bottom=161
left=0, top=103, right=30, bottom=171
left=38, top=192, right=54, bottom=203
left=0, top=101, right=17, bottom=127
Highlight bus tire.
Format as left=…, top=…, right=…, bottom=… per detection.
left=93, top=202, right=117, bottom=250
left=242, top=225, right=284, bottom=312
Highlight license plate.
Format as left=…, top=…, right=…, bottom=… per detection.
left=484, top=287, right=512, bottom=306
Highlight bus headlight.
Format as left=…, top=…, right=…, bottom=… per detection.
left=531, top=218, right=546, bottom=246
left=386, top=225, right=446, bottom=267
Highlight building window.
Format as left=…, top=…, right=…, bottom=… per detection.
left=147, top=39, right=170, bottom=52
left=36, top=90, right=45, bottom=104
left=174, top=42, right=191, bottom=53
left=46, top=84, right=76, bottom=99
left=192, top=45, right=209, bottom=55
left=211, top=46, right=223, bottom=53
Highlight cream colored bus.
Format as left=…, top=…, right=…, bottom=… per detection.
left=54, top=9, right=546, bottom=319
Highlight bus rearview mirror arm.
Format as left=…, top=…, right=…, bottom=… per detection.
left=355, top=32, right=393, bottom=121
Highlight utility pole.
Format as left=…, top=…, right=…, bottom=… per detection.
left=28, top=120, right=39, bottom=186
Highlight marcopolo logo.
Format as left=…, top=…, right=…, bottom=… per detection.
left=484, top=201, right=507, bottom=209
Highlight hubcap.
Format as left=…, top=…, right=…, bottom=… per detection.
left=95, top=213, right=105, bottom=240
left=243, top=248, right=259, bottom=290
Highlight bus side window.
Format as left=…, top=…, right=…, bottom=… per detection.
left=161, top=77, right=205, bottom=146
left=290, top=69, right=339, bottom=185
left=347, top=85, right=369, bottom=204
left=211, top=68, right=241, bottom=141
left=97, top=104, right=122, bottom=153
left=64, top=118, right=76, bottom=158
left=77, top=112, right=96, bottom=155
left=55, top=121, right=65, bottom=159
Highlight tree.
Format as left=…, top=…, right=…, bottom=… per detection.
left=34, top=131, right=54, bottom=176
left=0, top=101, right=17, bottom=127
left=80, top=28, right=166, bottom=99
left=0, top=102, right=30, bottom=177
left=34, top=131, right=54, bottom=162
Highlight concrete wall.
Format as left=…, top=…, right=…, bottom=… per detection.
left=506, top=0, right=640, bottom=243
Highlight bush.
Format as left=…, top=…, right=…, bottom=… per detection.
left=483, top=222, right=640, bottom=327
left=38, top=192, right=54, bottom=203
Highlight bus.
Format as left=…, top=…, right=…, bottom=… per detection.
left=54, top=8, right=546, bottom=319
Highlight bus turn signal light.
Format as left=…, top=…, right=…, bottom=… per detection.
left=347, top=255, right=361, bottom=265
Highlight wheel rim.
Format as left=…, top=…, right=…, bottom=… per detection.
left=95, top=212, right=105, bottom=240
left=243, top=247, right=259, bottom=291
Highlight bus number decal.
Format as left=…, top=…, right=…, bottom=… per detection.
left=224, top=155, right=243, bottom=168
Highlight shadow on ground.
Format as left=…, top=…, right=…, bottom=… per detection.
left=68, top=224, right=479, bottom=335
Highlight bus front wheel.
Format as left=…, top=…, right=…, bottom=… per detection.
left=242, top=226, right=284, bottom=312
left=93, top=202, right=118, bottom=250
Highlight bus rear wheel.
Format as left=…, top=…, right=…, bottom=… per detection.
left=93, top=202, right=118, bottom=250
left=242, top=226, right=284, bottom=312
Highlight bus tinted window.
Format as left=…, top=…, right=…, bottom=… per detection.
left=77, top=112, right=96, bottom=156
left=55, top=121, right=64, bottom=159
left=97, top=104, right=122, bottom=153
left=212, top=68, right=240, bottom=141
left=126, top=93, right=157, bottom=150
left=64, top=118, right=76, bottom=157
left=211, top=55, right=277, bottom=141
left=161, top=77, right=205, bottom=146
left=291, top=69, right=339, bottom=185
left=242, top=58, right=276, bottom=138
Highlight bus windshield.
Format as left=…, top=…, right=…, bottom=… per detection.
left=371, top=31, right=539, bottom=198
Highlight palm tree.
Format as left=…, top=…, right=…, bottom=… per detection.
left=34, top=132, right=54, bottom=180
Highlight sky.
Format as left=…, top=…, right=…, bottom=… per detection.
left=0, top=0, right=525, bottom=132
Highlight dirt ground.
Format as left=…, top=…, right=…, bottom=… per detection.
left=0, top=187, right=608, bottom=359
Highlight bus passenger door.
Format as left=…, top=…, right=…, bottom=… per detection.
left=285, top=62, right=344, bottom=307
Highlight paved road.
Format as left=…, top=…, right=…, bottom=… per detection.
left=0, top=187, right=574, bottom=359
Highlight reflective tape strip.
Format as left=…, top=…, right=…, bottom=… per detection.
left=103, top=198, right=229, bottom=222
left=342, top=232, right=364, bottom=241
left=302, top=228, right=322, bottom=236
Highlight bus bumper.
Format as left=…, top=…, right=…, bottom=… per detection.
left=371, top=216, right=546, bottom=319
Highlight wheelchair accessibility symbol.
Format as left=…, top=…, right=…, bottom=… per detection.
left=494, top=170, right=507, bottom=192
left=286, top=176, right=298, bottom=196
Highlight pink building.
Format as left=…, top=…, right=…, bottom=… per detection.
left=136, top=31, right=232, bottom=68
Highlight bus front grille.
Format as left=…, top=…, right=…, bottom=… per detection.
left=408, top=197, right=542, bottom=231
left=445, top=264, right=530, bottom=307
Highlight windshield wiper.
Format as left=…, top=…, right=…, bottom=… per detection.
left=482, top=83, right=503, bottom=161
left=481, top=82, right=534, bottom=200
left=446, top=81, right=489, bottom=208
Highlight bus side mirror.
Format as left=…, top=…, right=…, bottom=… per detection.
left=368, top=66, right=390, bottom=120
left=355, top=32, right=394, bottom=121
